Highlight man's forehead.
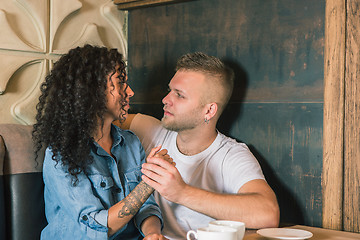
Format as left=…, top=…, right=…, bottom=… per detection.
left=169, top=71, right=208, bottom=101
left=170, top=70, right=206, bottom=86
left=168, top=82, right=186, bottom=96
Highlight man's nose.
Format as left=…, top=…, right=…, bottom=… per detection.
left=162, top=92, right=171, bottom=105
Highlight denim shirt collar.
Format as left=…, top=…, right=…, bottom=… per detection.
left=91, top=124, right=125, bottom=157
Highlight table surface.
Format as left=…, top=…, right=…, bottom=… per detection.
left=243, top=225, right=360, bottom=240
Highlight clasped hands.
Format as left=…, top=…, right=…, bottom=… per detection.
left=142, top=145, right=186, bottom=204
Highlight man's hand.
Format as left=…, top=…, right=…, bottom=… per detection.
left=143, top=233, right=169, bottom=240
left=141, top=154, right=186, bottom=204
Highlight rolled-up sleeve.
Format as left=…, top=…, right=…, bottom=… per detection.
left=80, top=210, right=108, bottom=232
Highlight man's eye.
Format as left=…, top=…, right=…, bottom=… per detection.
left=176, top=93, right=184, bottom=98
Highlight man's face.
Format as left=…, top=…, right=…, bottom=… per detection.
left=161, top=70, right=207, bottom=132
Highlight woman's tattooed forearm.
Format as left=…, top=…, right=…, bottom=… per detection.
left=118, top=181, right=154, bottom=218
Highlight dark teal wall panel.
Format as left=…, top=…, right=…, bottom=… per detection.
left=128, top=0, right=325, bottom=103
left=218, top=103, right=323, bottom=226
left=128, top=0, right=325, bottom=227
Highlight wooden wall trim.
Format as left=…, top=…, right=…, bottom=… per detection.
left=343, top=0, right=360, bottom=233
left=114, top=0, right=187, bottom=10
left=324, top=0, right=360, bottom=233
left=322, top=0, right=346, bottom=230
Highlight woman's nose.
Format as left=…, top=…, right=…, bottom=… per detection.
left=126, top=85, right=134, bottom=98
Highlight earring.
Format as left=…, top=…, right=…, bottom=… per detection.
left=204, top=118, right=209, bottom=124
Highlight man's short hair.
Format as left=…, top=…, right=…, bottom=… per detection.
left=176, top=52, right=234, bottom=115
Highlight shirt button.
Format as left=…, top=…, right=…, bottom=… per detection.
left=82, top=215, right=88, bottom=221
left=100, top=181, right=106, bottom=188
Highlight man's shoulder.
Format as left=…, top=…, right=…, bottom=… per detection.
left=217, top=132, right=249, bottom=150
left=132, top=113, right=161, bottom=126
left=131, top=114, right=164, bottom=135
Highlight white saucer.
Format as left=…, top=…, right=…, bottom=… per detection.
left=256, top=228, right=313, bottom=239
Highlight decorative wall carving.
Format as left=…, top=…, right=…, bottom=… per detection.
left=0, top=0, right=127, bottom=124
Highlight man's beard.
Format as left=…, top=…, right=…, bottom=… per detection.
left=161, top=116, right=196, bottom=132
left=161, top=107, right=204, bottom=132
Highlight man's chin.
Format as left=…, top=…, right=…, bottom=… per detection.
left=160, top=117, right=168, bottom=126
left=162, top=119, right=182, bottom=132
left=161, top=117, right=172, bottom=130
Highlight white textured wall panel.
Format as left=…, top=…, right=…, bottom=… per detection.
left=0, top=0, right=127, bottom=124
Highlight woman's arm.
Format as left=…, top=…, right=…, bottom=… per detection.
left=107, top=146, right=172, bottom=236
left=107, top=180, right=155, bottom=236
left=141, top=215, right=168, bottom=240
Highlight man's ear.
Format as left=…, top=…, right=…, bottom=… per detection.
left=204, top=102, right=218, bottom=121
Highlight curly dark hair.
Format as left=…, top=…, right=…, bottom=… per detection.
left=32, top=44, right=127, bottom=183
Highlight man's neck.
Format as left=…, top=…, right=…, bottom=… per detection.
left=176, top=127, right=217, bottom=156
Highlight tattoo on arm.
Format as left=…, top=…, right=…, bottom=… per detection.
left=118, top=181, right=154, bottom=218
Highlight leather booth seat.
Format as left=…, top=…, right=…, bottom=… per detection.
left=0, top=124, right=46, bottom=240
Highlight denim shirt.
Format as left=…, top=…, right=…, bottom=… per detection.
left=41, top=125, right=162, bottom=240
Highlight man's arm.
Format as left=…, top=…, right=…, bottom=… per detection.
left=141, top=157, right=280, bottom=229
left=114, top=114, right=162, bottom=152
left=113, top=114, right=136, bottom=130
left=179, top=179, right=279, bottom=229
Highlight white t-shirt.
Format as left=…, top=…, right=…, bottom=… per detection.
left=130, top=114, right=265, bottom=240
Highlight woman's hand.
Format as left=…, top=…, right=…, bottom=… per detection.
left=147, top=145, right=175, bottom=166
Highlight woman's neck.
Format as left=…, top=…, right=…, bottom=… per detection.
left=94, top=119, right=113, bottom=156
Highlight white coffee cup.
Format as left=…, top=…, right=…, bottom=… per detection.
left=186, top=226, right=237, bottom=240
left=209, top=220, right=246, bottom=240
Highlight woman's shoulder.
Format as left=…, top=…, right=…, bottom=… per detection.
left=112, top=124, right=142, bottom=148
left=113, top=124, right=137, bottom=138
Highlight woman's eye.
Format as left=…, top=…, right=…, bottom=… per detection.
left=121, top=83, right=129, bottom=91
left=118, top=79, right=127, bottom=85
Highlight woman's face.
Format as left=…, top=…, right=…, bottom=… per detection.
left=105, top=66, right=134, bottom=121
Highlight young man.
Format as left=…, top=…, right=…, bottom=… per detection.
left=116, top=52, right=280, bottom=239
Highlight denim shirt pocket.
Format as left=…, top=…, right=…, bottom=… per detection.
left=88, top=174, right=115, bottom=207
left=124, top=167, right=142, bottom=192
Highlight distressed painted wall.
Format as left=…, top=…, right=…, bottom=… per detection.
left=127, top=0, right=324, bottom=226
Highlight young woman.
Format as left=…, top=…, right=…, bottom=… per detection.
left=32, top=45, right=169, bottom=240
